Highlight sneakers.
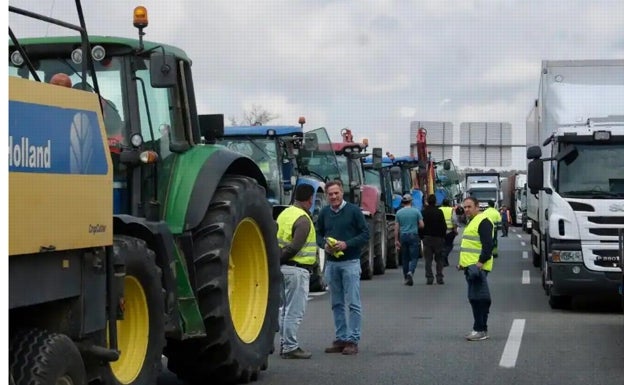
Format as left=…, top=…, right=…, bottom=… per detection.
left=405, top=272, right=414, bottom=286
left=341, top=342, right=358, bottom=355
left=324, top=340, right=348, bottom=353
left=281, top=347, right=312, bottom=359
left=466, top=331, right=489, bottom=341
left=436, top=278, right=445, bottom=285
left=426, top=278, right=434, bottom=285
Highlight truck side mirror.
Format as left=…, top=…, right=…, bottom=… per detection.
left=527, top=159, right=544, bottom=194
left=526, top=145, right=542, bottom=160
left=150, top=53, right=178, bottom=88
left=372, top=147, right=382, bottom=170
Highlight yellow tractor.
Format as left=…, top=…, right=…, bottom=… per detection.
left=9, top=3, right=280, bottom=384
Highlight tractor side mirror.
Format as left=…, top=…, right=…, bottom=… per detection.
left=150, top=53, right=177, bottom=88
left=372, top=147, right=383, bottom=170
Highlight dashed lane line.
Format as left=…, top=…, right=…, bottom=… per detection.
left=522, top=270, right=530, bottom=284
left=522, top=251, right=528, bottom=260
left=520, top=241, right=526, bottom=246
left=499, top=319, right=526, bottom=368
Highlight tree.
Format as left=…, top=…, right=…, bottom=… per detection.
left=228, top=104, right=279, bottom=126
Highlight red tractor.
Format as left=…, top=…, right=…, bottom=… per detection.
left=330, top=129, right=383, bottom=279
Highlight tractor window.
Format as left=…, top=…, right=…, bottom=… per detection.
left=136, top=59, right=175, bottom=159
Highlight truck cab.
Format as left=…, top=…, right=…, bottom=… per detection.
left=526, top=60, right=624, bottom=309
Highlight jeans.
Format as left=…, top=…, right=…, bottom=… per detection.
left=467, top=271, right=491, bottom=332
left=422, top=235, right=445, bottom=280
left=279, top=265, right=310, bottom=353
left=400, top=233, right=420, bottom=278
left=469, top=299, right=492, bottom=332
left=324, top=259, right=362, bottom=343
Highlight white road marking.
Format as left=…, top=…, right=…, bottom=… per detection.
left=522, top=270, right=530, bottom=284
left=520, top=241, right=526, bottom=247
left=499, top=319, right=526, bottom=368
left=522, top=251, right=528, bottom=259
left=517, top=234, right=522, bottom=239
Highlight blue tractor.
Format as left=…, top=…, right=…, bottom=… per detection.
left=218, top=120, right=340, bottom=291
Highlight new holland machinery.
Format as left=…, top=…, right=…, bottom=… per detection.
left=217, top=120, right=340, bottom=291
left=9, top=3, right=281, bottom=384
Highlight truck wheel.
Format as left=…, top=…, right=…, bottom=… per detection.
left=104, top=236, right=165, bottom=385
left=548, top=293, right=572, bottom=310
left=373, top=212, right=387, bottom=275
left=385, top=220, right=398, bottom=268
left=10, top=329, right=87, bottom=385
left=167, top=175, right=280, bottom=384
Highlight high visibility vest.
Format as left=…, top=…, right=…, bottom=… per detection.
left=483, top=207, right=502, bottom=228
left=459, top=213, right=493, bottom=271
left=440, top=206, right=454, bottom=229
left=276, top=206, right=317, bottom=266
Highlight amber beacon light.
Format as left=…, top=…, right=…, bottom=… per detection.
left=133, top=6, right=148, bottom=29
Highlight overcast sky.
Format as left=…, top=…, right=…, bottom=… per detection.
left=8, top=0, right=624, bottom=170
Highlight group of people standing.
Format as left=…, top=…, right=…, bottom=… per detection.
left=395, top=194, right=458, bottom=286
left=275, top=181, right=499, bottom=360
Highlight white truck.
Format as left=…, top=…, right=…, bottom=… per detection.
left=526, top=59, right=624, bottom=309
left=512, top=173, right=527, bottom=226
left=464, top=172, right=502, bottom=211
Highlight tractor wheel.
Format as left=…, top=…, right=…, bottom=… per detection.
left=166, top=175, right=280, bottom=384
left=373, top=212, right=387, bottom=275
left=385, top=220, right=398, bottom=269
left=10, top=329, right=86, bottom=385
left=103, top=235, right=165, bottom=385
left=360, top=218, right=375, bottom=280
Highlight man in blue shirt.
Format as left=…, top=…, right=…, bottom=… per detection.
left=395, top=194, right=424, bottom=286
left=316, top=180, right=370, bottom=355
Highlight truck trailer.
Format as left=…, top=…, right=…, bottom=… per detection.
left=526, top=59, right=624, bottom=309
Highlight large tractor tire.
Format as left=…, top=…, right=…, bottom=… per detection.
left=360, top=218, right=375, bottom=280
left=103, top=235, right=165, bottom=385
left=10, top=329, right=87, bottom=385
left=373, top=212, right=387, bottom=275
left=166, top=175, right=281, bottom=384
left=385, top=220, right=398, bottom=269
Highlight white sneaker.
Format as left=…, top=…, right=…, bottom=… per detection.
left=464, top=330, right=478, bottom=339
left=466, top=331, right=489, bottom=341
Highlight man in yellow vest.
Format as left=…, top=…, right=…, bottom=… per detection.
left=458, top=197, right=494, bottom=341
left=440, top=198, right=458, bottom=267
left=483, top=200, right=502, bottom=258
left=276, top=183, right=317, bottom=359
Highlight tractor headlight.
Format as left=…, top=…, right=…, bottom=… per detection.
left=551, top=250, right=582, bottom=263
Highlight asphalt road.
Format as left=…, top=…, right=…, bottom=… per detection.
left=159, top=227, right=624, bottom=385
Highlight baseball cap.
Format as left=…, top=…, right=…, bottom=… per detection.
left=401, top=194, right=413, bottom=202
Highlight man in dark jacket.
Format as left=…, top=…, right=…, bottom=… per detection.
left=316, top=180, right=369, bottom=355
left=421, top=194, right=447, bottom=284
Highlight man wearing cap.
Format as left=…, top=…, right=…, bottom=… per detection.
left=395, top=193, right=424, bottom=286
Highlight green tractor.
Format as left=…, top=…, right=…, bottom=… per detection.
left=9, top=3, right=280, bottom=385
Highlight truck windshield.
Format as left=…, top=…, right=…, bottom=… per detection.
left=557, top=143, right=624, bottom=198
left=469, top=190, right=497, bottom=202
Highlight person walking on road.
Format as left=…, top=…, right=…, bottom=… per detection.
left=316, top=180, right=370, bottom=355
left=500, top=205, right=511, bottom=237
left=439, top=198, right=458, bottom=267
left=421, top=194, right=448, bottom=285
left=276, top=183, right=317, bottom=359
left=483, top=200, right=502, bottom=258
left=395, top=194, right=424, bottom=286
left=458, top=197, right=494, bottom=341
